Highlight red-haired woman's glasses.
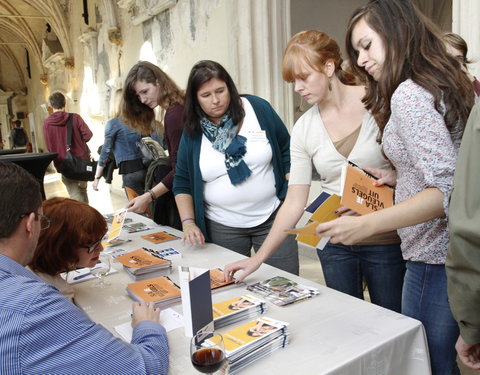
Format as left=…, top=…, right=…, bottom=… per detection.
left=19, top=212, right=51, bottom=231
left=82, top=239, right=103, bottom=254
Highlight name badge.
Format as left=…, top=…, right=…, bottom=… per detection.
left=248, top=130, right=267, bottom=142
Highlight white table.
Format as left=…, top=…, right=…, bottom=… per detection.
left=73, top=212, right=431, bottom=374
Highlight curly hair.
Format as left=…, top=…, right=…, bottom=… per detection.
left=345, top=0, right=474, bottom=134
left=282, top=30, right=357, bottom=86
left=121, top=61, right=184, bottom=134
left=29, top=197, right=107, bottom=275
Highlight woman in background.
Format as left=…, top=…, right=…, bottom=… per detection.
left=443, top=32, right=480, bottom=97
left=29, top=197, right=108, bottom=302
left=93, top=89, right=153, bottom=196
left=317, top=1, right=474, bottom=373
left=121, top=61, right=184, bottom=228
left=224, top=30, right=404, bottom=312
left=173, top=60, right=298, bottom=275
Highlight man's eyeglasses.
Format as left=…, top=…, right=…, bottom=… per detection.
left=81, top=238, right=103, bottom=254
left=19, top=212, right=51, bottom=230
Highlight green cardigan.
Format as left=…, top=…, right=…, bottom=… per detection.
left=446, top=102, right=480, bottom=345
left=173, top=95, right=291, bottom=239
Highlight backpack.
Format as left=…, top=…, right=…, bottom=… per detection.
left=13, top=128, right=27, bottom=147
left=136, top=136, right=167, bottom=167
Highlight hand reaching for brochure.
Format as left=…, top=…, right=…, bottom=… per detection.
left=223, top=256, right=263, bottom=283
left=131, top=301, right=161, bottom=327
left=362, top=166, right=397, bottom=187
left=127, top=193, right=151, bottom=214
left=182, top=223, right=205, bottom=247
left=315, top=214, right=373, bottom=245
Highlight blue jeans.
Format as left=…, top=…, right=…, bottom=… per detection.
left=317, top=243, right=405, bottom=312
left=402, top=261, right=459, bottom=375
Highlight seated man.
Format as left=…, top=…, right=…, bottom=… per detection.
left=0, top=162, right=168, bottom=375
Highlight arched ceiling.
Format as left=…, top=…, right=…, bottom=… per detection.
left=0, top=0, right=70, bottom=93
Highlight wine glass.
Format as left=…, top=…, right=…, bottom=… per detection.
left=190, top=331, right=226, bottom=374
left=90, top=252, right=112, bottom=288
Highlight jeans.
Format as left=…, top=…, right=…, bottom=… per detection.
left=317, top=243, right=405, bottom=312
left=205, top=209, right=299, bottom=275
left=61, top=175, right=88, bottom=203
left=402, top=261, right=459, bottom=375
left=122, top=169, right=147, bottom=196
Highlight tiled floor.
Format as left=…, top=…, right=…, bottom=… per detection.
left=44, top=172, right=326, bottom=285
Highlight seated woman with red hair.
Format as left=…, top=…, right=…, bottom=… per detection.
left=28, top=197, right=108, bottom=302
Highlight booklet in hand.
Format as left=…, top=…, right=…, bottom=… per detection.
left=340, top=161, right=394, bottom=215
left=285, top=193, right=341, bottom=249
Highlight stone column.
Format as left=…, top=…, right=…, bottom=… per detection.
left=228, top=0, right=294, bottom=128
left=452, top=0, right=480, bottom=77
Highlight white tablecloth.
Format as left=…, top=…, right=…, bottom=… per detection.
left=73, top=212, right=431, bottom=375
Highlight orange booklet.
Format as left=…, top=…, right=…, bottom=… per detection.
left=115, top=248, right=170, bottom=269
left=210, top=268, right=236, bottom=290
left=286, top=194, right=341, bottom=248
left=341, top=162, right=394, bottom=215
left=141, top=231, right=179, bottom=244
left=126, top=276, right=181, bottom=304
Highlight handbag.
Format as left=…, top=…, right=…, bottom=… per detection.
left=136, top=136, right=167, bottom=167
left=59, top=113, right=97, bottom=181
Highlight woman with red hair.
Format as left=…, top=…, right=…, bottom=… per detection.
left=29, top=197, right=108, bottom=301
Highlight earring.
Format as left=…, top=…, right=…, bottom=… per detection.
left=328, top=77, right=332, bottom=91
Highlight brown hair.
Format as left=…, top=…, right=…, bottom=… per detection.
left=443, top=32, right=471, bottom=67
left=345, top=0, right=474, bottom=134
left=121, top=61, right=185, bottom=134
left=183, top=60, right=244, bottom=138
left=29, top=197, right=107, bottom=275
left=282, top=30, right=357, bottom=85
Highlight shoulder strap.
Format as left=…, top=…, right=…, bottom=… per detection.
left=66, top=113, right=73, bottom=149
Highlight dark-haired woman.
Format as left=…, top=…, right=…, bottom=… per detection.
left=121, top=61, right=184, bottom=228
left=316, top=1, right=474, bottom=373
left=29, top=197, right=108, bottom=301
left=173, top=60, right=298, bottom=275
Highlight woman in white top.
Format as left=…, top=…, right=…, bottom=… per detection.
left=224, top=31, right=405, bottom=312
left=173, top=60, right=298, bottom=275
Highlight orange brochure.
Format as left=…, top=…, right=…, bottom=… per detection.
left=141, top=231, right=179, bottom=244
left=116, top=248, right=170, bottom=268
left=286, top=194, right=341, bottom=247
left=341, top=162, right=394, bottom=215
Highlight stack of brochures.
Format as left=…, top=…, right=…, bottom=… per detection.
left=247, top=276, right=319, bottom=306
left=206, top=317, right=289, bottom=374
left=213, top=294, right=266, bottom=329
left=126, top=275, right=181, bottom=308
left=116, top=248, right=172, bottom=280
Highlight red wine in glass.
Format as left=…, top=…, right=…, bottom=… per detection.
left=191, top=348, right=225, bottom=373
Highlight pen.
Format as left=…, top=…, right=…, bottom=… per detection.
left=72, top=266, right=101, bottom=280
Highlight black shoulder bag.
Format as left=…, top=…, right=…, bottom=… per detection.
left=59, top=113, right=97, bottom=181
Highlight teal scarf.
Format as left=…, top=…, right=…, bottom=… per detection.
left=200, top=116, right=252, bottom=185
